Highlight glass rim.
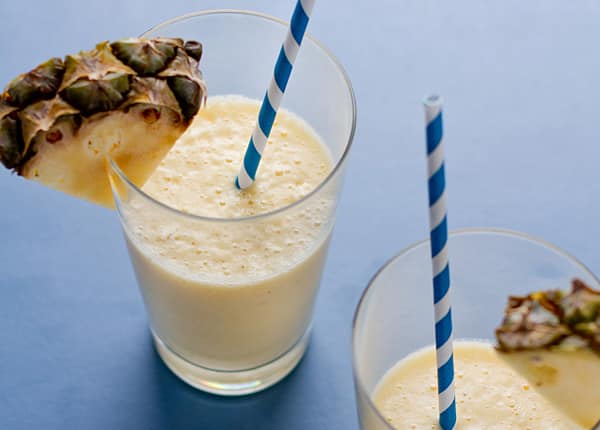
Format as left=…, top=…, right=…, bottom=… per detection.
left=351, top=226, right=600, bottom=430
left=109, top=9, right=357, bottom=224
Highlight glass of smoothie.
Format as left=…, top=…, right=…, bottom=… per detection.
left=108, top=11, right=355, bottom=395
left=353, top=228, right=599, bottom=429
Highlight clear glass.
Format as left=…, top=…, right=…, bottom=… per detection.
left=109, top=11, right=355, bottom=396
left=352, top=228, right=600, bottom=429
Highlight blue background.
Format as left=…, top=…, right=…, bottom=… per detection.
left=2, top=1, right=600, bottom=429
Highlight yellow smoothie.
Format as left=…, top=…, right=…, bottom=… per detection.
left=372, top=341, right=581, bottom=429
left=120, top=95, right=335, bottom=370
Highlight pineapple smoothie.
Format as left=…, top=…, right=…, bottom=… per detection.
left=372, top=341, right=581, bottom=430
left=119, top=95, right=335, bottom=372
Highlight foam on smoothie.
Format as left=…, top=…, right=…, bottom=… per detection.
left=373, top=341, right=578, bottom=429
left=126, top=95, right=334, bottom=284
left=143, top=95, right=331, bottom=217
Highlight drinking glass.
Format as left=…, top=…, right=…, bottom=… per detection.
left=109, top=10, right=355, bottom=396
left=352, top=228, right=599, bottom=429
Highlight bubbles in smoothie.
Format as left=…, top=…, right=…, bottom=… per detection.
left=125, top=95, right=336, bottom=283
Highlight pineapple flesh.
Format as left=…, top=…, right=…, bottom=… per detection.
left=0, top=38, right=206, bottom=207
left=495, top=279, right=600, bottom=428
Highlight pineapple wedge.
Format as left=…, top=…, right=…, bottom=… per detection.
left=499, top=348, right=600, bottom=428
left=496, top=279, right=600, bottom=428
left=0, top=38, right=206, bottom=207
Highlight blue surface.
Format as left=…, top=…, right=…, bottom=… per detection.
left=2, top=1, right=600, bottom=429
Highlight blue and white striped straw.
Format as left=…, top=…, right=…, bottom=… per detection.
left=235, top=0, right=316, bottom=189
left=424, top=95, right=457, bottom=430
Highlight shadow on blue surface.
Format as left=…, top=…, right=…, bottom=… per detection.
left=144, top=335, right=311, bottom=430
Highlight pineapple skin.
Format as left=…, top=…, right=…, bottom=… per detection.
left=0, top=38, right=206, bottom=207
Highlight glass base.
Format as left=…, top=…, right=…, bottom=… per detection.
left=152, top=330, right=310, bottom=396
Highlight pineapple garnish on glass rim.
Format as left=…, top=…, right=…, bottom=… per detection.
left=0, top=37, right=206, bottom=207
left=495, top=278, right=600, bottom=428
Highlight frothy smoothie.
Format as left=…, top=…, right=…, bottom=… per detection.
left=119, top=95, right=335, bottom=371
left=372, top=341, right=580, bottom=429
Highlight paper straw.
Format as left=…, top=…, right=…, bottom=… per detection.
left=235, top=0, right=316, bottom=189
left=424, top=94, right=457, bottom=430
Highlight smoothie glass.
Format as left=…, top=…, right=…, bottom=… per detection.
left=352, top=228, right=600, bottom=429
left=108, top=11, right=355, bottom=395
